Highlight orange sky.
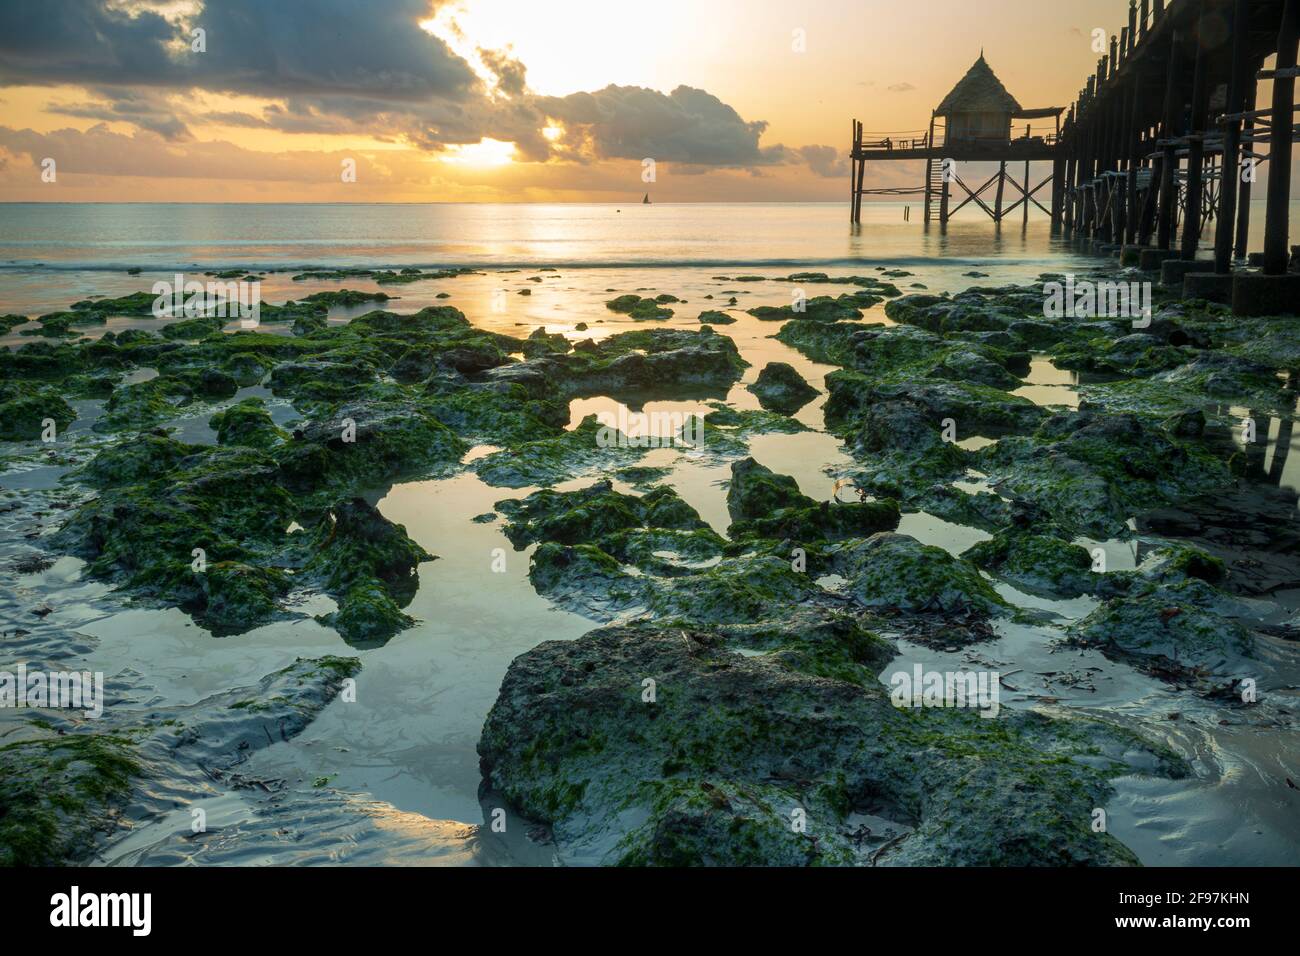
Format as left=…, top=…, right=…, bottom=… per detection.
left=0, top=0, right=1265, bottom=202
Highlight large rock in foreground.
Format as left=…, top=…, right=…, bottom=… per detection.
left=478, top=624, right=1187, bottom=866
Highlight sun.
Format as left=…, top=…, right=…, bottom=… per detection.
left=440, top=138, right=518, bottom=168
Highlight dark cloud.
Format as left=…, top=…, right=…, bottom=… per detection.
left=46, top=87, right=191, bottom=140
left=478, top=48, right=528, bottom=97
left=536, top=85, right=779, bottom=167
left=0, top=0, right=478, bottom=101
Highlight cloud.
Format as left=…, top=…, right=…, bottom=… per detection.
left=45, top=87, right=192, bottom=140
left=478, top=47, right=528, bottom=97
left=0, top=122, right=431, bottom=185
left=0, top=0, right=478, bottom=101
left=0, top=0, right=798, bottom=174
left=886, top=82, right=916, bottom=93
left=536, top=84, right=782, bottom=167
left=797, top=144, right=847, bottom=178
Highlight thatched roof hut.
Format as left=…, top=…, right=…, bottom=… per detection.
left=935, top=55, right=1022, bottom=144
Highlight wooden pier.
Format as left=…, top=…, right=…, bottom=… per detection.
left=850, top=55, right=1063, bottom=226
left=849, top=0, right=1300, bottom=315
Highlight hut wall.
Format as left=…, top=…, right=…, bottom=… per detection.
left=945, top=112, right=1012, bottom=144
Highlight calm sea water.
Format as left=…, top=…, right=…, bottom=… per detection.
left=2, top=201, right=1293, bottom=273
left=4, top=199, right=1292, bottom=316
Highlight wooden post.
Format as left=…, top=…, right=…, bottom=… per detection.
left=1023, top=159, right=1031, bottom=226
left=1180, top=0, right=1211, bottom=260
left=849, top=119, right=856, bottom=222
left=995, top=161, right=1007, bottom=223
left=1214, top=0, right=1250, bottom=273
left=1263, top=0, right=1300, bottom=275
left=1060, top=152, right=1071, bottom=236
left=1108, top=96, right=1127, bottom=241
left=923, top=114, right=936, bottom=224
left=1157, top=30, right=1183, bottom=250
left=1051, top=155, right=1066, bottom=231
left=1124, top=79, right=1143, bottom=245
left=1234, top=81, right=1257, bottom=259
left=939, top=164, right=951, bottom=226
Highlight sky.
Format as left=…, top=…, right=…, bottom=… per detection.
left=0, top=0, right=1241, bottom=202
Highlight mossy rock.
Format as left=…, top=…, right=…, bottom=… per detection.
left=963, top=528, right=1096, bottom=597
left=0, top=394, right=76, bottom=441
left=828, top=532, right=1009, bottom=615
left=478, top=623, right=1186, bottom=866
left=209, top=397, right=287, bottom=449
left=747, top=362, right=819, bottom=415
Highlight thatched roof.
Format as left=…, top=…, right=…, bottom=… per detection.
left=935, top=55, right=1022, bottom=115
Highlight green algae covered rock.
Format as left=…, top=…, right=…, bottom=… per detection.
left=472, top=413, right=661, bottom=488
left=963, top=527, right=1097, bottom=597
left=0, top=733, right=140, bottom=866
left=54, top=445, right=297, bottom=602
left=725, top=457, right=899, bottom=543
left=422, top=382, right=568, bottom=447
left=319, top=580, right=415, bottom=646
left=747, top=362, right=819, bottom=415
left=96, top=379, right=184, bottom=433
left=278, top=401, right=467, bottom=494
left=76, top=434, right=201, bottom=488
left=478, top=623, right=1186, bottom=866
left=297, top=498, right=432, bottom=645
left=748, top=292, right=874, bottom=323
left=498, top=480, right=708, bottom=548
left=1069, top=577, right=1254, bottom=676
left=303, top=497, right=432, bottom=599
left=0, top=393, right=76, bottom=441
left=198, top=560, right=292, bottom=633
left=726, top=456, right=810, bottom=520
left=828, top=532, right=1008, bottom=615
left=161, top=315, right=227, bottom=340
left=826, top=372, right=1044, bottom=439
left=605, top=294, right=674, bottom=320
left=209, top=397, right=288, bottom=449
left=505, top=479, right=823, bottom=626
left=975, top=410, right=1232, bottom=538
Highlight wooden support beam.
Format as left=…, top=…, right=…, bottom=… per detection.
left=1181, top=0, right=1212, bottom=259
left=1215, top=0, right=1252, bottom=273
left=1023, top=159, right=1031, bottom=226
left=939, top=167, right=951, bottom=226
left=1263, top=0, right=1300, bottom=274
left=1157, top=29, right=1184, bottom=249
left=1235, top=81, right=1258, bottom=259
left=1050, top=156, right=1066, bottom=231
left=947, top=169, right=1002, bottom=220
left=994, top=162, right=1007, bottom=222
left=1001, top=172, right=1054, bottom=219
